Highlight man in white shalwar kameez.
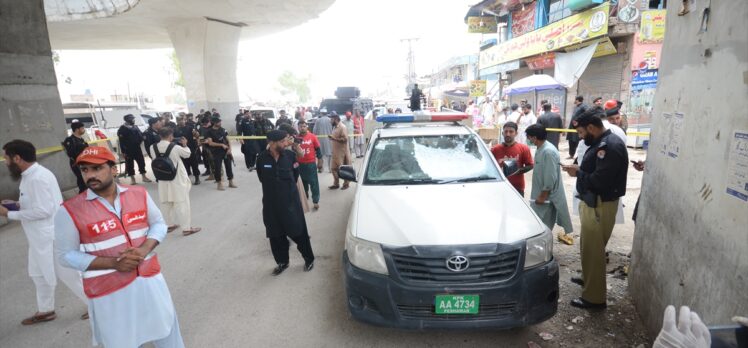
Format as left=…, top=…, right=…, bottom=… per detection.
left=1, top=140, right=87, bottom=325
left=55, top=146, right=184, bottom=348
left=153, top=128, right=201, bottom=236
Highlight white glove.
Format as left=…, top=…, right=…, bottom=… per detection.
left=652, top=306, right=711, bottom=348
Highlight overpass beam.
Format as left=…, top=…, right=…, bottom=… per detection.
left=168, top=19, right=241, bottom=131
left=0, top=0, right=74, bottom=199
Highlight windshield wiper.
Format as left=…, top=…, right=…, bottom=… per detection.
left=439, top=175, right=498, bottom=184
left=371, top=178, right=439, bottom=185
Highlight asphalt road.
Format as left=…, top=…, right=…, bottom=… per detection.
left=0, top=145, right=649, bottom=348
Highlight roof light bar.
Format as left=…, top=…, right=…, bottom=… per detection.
left=376, top=111, right=469, bottom=123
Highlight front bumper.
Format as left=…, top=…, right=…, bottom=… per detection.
left=342, top=252, right=559, bottom=330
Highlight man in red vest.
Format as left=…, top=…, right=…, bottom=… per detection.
left=54, top=146, right=184, bottom=348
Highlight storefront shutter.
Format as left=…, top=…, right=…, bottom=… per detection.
left=576, top=53, right=625, bottom=104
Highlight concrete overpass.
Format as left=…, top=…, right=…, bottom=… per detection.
left=0, top=0, right=334, bottom=198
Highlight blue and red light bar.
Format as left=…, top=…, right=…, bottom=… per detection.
left=376, top=111, right=469, bottom=123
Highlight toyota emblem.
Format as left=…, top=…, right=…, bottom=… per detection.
left=445, top=255, right=470, bottom=272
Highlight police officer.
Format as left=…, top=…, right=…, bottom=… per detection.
left=253, top=111, right=274, bottom=154
left=176, top=115, right=201, bottom=185
left=238, top=111, right=258, bottom=170
left=143, top=117, right=162, bottom=158
left=199, top=116, right=214, bottom=180
left=62, top=121, right=89, bottom=193
left=256, top=130, right=315, bottom=276
left=117, top=114, right=151, bottom=184
left=205, top=116, right=237, bottom=190
left=562, top=109, right=628, bottom=310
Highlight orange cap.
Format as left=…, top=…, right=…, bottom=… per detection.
left=75, top=146, right=116, bottom=165
left=604, top=99, right=618, bottom=110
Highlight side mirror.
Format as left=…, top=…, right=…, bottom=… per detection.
left=339, top=165, right=357, bottom=183
left=502, top=159, right=518, bottom=177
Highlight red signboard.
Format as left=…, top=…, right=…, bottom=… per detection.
left=511, top=1, right=537, bottom=38
left=525, top=53, right=556, bottom=70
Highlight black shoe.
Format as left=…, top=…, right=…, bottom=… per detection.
left=571, top=276, right=584, bottom=287
left=272, top=263, right=289, bottom=276
left=194, top=177, right=200, bottom=185
left=570, top=297, right=606, bottom=310
left=304, top=261, right=314, bottom=272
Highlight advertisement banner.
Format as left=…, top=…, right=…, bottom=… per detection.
left=511, top=1, right=537, bottom=38
left=480, top=2, right=610, bottom=68
left=639, top=9, right=667, bottom=43
left=631, top=69, right=658, bottom=90
left=564, top=37, right=617, bottom=58
left=525, top=53, right=556, bottom=70
left=468, top=17, right=498, bottom=34
left=469, top=80, right=487, bottom=97
left=631, top=34, right=662, bottom=70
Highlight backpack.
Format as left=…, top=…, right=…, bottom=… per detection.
left=151, top=143, right=177, bottom=181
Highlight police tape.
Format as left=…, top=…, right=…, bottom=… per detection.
left=0, top=138, right=112, bottom=162
left=227, top=134, right=365, bottom=140
left=478, top=127, right=651, bottom=137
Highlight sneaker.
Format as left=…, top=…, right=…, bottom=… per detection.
left=272, top=263, right=289, bottom=276
left=304, top=261, right=314, bottom=272
left=129, top=176, right=137, bottom=185
left=141, top=175, right=153, bottom=183
left=313, top=203, right=319, bottom=211
left=206, top=175, right=215, bottom=181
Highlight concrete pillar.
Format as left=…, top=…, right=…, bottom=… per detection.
left=629, top=0, right=748, bottom=336
left=168, top=19, right=241, bottom=132
left=0, top=0, right=74, bottom=199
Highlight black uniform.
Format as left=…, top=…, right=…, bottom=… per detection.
left=256, top=149, right=315, bottom=265
left=409, top=87, right=423, bottom=111
left=567, top=103, right=587, bottom=157
left=207, top=126, right=234, bottom=181
left=253, top=118, right=274, bottom=155
left=62, top=135, right=88, bottom=192
left=238, top=118, right=258, bottom=169
left=143, top=127, right=160, bottom=158
left=576, top=129, right=629, bottom=207
left=275, top=116, right=293, bottom=129
left=177, top=123, right=200, bottom=177
left=199, top=125, right=214, bottom=175
left=117, top=124, right=147, bottom=176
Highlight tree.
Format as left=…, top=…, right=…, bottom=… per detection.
left=169, top=50, right=185, bottom=89
left=277, top=70, right=311, bottom=103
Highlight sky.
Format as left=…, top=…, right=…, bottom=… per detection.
left=55, top=0, right=480, bottom=106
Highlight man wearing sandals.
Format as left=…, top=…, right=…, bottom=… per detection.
left=153, top=128, right=202, bottom=236
left=55, top=146, right=185, bottom=347
left=329, top=113, right=352, bottom=190
left=1, top=140, right=88, bottom=325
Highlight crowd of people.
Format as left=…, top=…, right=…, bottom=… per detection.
left=489, top=96, right=635, bottom=310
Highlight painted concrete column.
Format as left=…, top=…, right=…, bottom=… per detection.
left=0, top=0, right=74, bottom=198
left=168, top=19, right=241, bottom=132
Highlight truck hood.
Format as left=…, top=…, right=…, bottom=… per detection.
left=352, top=182, right=545, bottom=247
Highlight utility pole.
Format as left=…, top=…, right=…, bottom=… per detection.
left=400, top=38, right=419, bottom=88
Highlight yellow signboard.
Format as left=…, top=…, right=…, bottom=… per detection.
left=639, top=10, right=666, bottom=43
left=480, top=2, right=610, bottom=69
left=564, top=37, right=617, bottom=58
left=467, top=17, right=498, bottom=34
left=469, top=80, right=487, bottom=97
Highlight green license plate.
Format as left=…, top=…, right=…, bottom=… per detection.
left=434, top=295, right=480, bottom=314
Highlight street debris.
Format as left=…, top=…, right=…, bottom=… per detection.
left=539, top=332, right=554, bottom=341
left=527, top=341, right=542, bottom=348
left=571, top=316, right=584, bottom=324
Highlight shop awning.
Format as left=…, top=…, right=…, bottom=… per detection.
left=504, top=74, right=564, bottom=95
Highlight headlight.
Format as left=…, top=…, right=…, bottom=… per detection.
left=524, top=229, right=553, bottom=269
left=345, top=232, right=389, bottom=275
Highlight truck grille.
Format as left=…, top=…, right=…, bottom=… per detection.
left=397, top=302, right=517, bottom=320
left=391, top=249, right=520, bottom=284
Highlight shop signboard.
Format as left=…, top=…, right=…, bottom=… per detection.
left=468, top=16, right=498, bottom=34
left=480, top=2, right=610, bottom=68
left=639, top=10, right=667, bottom=43
left=564, top=37, right=617, bottom=58
left=511, top=1, right=537, bottom=37
left=631, top=69, right=658, bottom=90
left=469, top=80, right=487, bottom=97
left=525, top=53, right=556, bottom=70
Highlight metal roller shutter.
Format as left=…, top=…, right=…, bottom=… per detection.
left=576, top=53, right=625, bottom=104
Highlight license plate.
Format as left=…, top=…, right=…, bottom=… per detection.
left=434, top=294, right=479, bottom=314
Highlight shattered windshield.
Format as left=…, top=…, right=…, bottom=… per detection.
left=364, top=134, right=501, bottom=185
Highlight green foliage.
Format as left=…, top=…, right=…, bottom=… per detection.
left=277, top=70, right=311, bottom=102
left=169, top=50, right=185, bottom=89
